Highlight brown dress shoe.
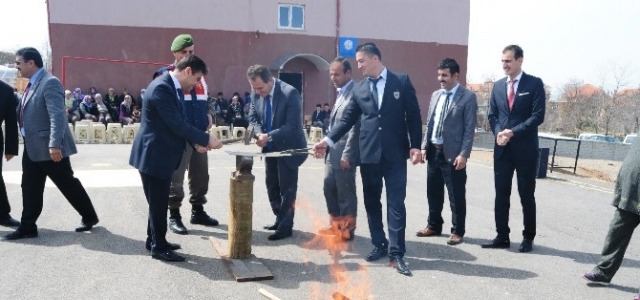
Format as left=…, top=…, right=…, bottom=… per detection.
left=416, top=228, right=441, bottom=237
left=447, top=234, right=463, bottom=245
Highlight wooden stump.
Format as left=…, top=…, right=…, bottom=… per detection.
left=228, top=155, right=255, bottom=259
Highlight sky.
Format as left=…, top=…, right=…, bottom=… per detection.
left=1, top=0, right=639, bottom=96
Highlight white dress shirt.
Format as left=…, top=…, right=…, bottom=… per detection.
left=430, top=83, right=460, bottom=144
left=506, top=71, right=523, bottom=96
left=369, top=68, right=387, bottom=109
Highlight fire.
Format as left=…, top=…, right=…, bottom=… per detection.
left=295, top=199, right=372, bottom=300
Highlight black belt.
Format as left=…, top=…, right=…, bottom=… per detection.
left=431, top=144, right=443, bottom=150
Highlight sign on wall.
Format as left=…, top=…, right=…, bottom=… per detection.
left=338, top=37, right=358, bottom=58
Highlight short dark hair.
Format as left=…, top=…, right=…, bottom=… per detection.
left=355, top=42, right=382, bottom=61
left=315, top=104, right=322, bottom=108
left=324, top=103, right=329, bottom=107
left=246, top=65, right=272, bottom=83
left=503, top=45, right=523, bottom=59
left=331, top=57, right=352, bottom=73
left=15, top=47, right=43, bottom=68
left=437, top=58, right=460, bottom=75
left=174, top=55, right=209, bottom=75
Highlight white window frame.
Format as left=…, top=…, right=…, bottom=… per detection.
left=277, top=4, right=305, bottom=30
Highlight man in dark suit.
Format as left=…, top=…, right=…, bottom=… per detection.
left=482, top=45, right=545, bottom=253
left=0, top=81, right=19, bottom=227
left=313, top=43, right=423, bottom=276
left=417, top=58, right=477, bottom=245
left=319, top=57, right=360, bottom=241
left=311, top=104, right=325, bottom=128
left=4, top=47, right=99, bottom=240
left=130, top=55, right=223, bottom=262
left=247, top=64, right=308, bottom=241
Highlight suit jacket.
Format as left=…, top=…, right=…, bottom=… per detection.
left=328, top=70, right=422, bottom=164
left=248, top=79, right=308, bottom=169
left=421, top=86, right=478, bottom=162
left=129, top=73, right=209, bottom=180
left=327, top=82, right=360, bottom=169
left=311, top=110, right=325, bottom=123
left=0, top=81, right=18, bottom=156
left=21, top=70, right=77, bottom=161
left=488, top=72, right=545, bottom=160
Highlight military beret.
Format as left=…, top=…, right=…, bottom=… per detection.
left=170, top=34, right=194, bottom=52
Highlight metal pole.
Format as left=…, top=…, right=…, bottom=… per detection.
left=573, top=141, right=581, bottom=174
left=550, top=140, right=558, bottom=173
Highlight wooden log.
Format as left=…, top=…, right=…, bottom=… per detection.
left=228, top=155, right=255, bottom=259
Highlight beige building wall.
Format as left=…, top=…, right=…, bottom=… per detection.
left=49, top=0, right=469, bottom=44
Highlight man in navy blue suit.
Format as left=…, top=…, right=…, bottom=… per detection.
left=481, top=45, right=545, bottom=253
left=313, top=43, right=422, bottom=276
left=129, top=55, right=222, bottom=262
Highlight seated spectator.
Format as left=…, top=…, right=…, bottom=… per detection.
left=119, top=88, right=136, bottom=108
left=311, top=104, right=325, bottom=127
left=132, top=106, right=141, bottom=123
left=79, top=95, right=97, bottom=121
left=93, top=93, right=113, bottom=125
left=73, top=87, right=84, bottom=102
left=105, top=87, right=120, bottom=122
left=226, top=95, right=246, bottom=128
left=88, top=86, right=98, bottom=100
left=323, top=103, right=332, bottom=134
left=119, top=95, right=135, bottom=125
left=65, top=89, right=80, bottom=123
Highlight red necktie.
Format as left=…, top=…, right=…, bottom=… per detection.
left=508, top=79, right=517, bottom=111
left=19, top=82, right=32, bottom=128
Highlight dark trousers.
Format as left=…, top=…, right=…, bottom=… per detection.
left=168, top=145, right=209, bottom=210
left=140, top=172, right=171, bottom=253
left=0, top=155, right=11, bottom=218
left=323, top=162, right=358, bottom=227
left=594, top=208, right=640, bottom=280
left=360, top=157, right=407, bottom=257
left=19, top=147, right=98, bottom=231
left=494, top=146, right=537, bottom=240
left=426, top=148, right=467, bottom=236
left=265, top=157, right=299, bottom=231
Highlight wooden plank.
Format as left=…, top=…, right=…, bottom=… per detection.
left=209, top=236, right=274, bottom=282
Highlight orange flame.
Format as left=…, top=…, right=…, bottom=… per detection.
left=295, top=199, right=372, bottom=300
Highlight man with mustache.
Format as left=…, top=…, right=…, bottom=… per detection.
left=417, top=58, right=477, bottom=246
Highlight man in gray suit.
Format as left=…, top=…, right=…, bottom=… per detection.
left=247, top=65, right=308, bottom=241
left=318, top=57, right=360, bottom=241
left=417, top=58, right=477, bottom=245
left=4, top=47, right=99, bottom=240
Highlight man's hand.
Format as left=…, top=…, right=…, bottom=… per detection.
left=5, top=154, right=14, bottom=162
left=194, top=144, right=208, bottom=153
left=49, top=148, right=62, bottom=162
left=420, top=149, right=427, bottom=164
left=313, top=141, right=328, bottom=159
left=340, top=158, right=351, bottom=169
left=208, top=136, right=223, bottom=150
left=453, top=155, right=467, bottom=170
left=496, top=129, right=513, bottom=146
left=409, top=148, right=421, bottom=165
left=256, top=134, right=269, bottom=148
left=207, top=114, right=213, bottom=131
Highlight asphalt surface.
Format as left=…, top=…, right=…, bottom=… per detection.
left=0, top=142, right=637, bottom=300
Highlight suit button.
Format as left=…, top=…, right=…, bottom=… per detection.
left=378, top=114, right=381, bottom=118
left=378, top=127, right=382, bottom=130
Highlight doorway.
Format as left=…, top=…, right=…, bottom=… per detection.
left=278, top=72, right=304, bottom=105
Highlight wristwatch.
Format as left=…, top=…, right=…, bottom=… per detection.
left=267, top=135, right=273, bottom=142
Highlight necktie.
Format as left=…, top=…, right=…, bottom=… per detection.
left=508, top=79, right=518, bottom=111
left=435, top=92, right=452, bottom=140
left=264, top=95, right=273, bottom=150
left=19, top=82, right=32, bottom=128
left=369, top=76, right=382, bottom=108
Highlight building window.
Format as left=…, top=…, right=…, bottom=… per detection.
left=278, top=4, right=304, bottom=30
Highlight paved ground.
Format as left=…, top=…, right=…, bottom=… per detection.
left=0, top=143, right=637, bottom=300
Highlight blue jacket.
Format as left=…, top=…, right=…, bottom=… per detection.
left=155, top=65, right=210, bottom=131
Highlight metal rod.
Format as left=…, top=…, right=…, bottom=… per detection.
left=574, top=141, right=581, bottom=174
left=550, top=140, right=558, bottom=173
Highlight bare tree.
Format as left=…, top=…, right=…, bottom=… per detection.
left=0, top=51, right=15, bottom=65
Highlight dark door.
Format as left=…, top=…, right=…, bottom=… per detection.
left=278, top=72, right=304, bottom=105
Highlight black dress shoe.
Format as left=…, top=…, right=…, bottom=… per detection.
left=263, top=223, right=278, bottom=231
left=0, top=216, right=20, bottom=227
left=481, top=238, right=510, bottom=249
left=146, top=242, right=181, bottom=252
left=389, top=256, right=412, bottom=276
left=3, top=229, right=38, bottom=240
left=365, top=246, right=388, bottom=262
left=75, top=219, right=99, bottom=232
left=151, top=249, right=186, bottom=262
left=267, top=229, right=292, bottom=241
left=169, top=218, right=188, bottom=235
left=190, top=211, right=219, bottom=226
left=519, top=239, right=533, bottom=253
